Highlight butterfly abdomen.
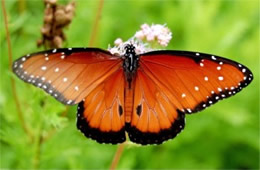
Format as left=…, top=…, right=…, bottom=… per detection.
left=124, top=80, right=135, bottom=123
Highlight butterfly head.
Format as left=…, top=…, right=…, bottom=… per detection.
left=123, top=44, right=139, bottom=80
left=124, top=44, right=136, bottom=55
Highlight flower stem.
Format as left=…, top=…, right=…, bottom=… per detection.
left=1, top=0, right=32, bottom=140
left=110, top=143, right=125, bottom=170
left=88, top=0, right=104, bottom=47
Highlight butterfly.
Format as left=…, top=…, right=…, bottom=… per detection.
left=12, top=44, right=253, bottom=145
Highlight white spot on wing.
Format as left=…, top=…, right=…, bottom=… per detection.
left=242, top=68, right=246, bottom=73
left=196, top=53, right=200, bottom=56
left=217, top=66, right=221, bottom=70
left=63, top=77, right=68, bottom=82
left=52, top=49, right=57, bottom=53
left=194, top=86, right=199, bottom=91
left=182, top=93, right=186, bottom=98
left=218, top=76, right=224, bottom=81
left=75, top=86, right=79, bottom=91
left=204, top=76, right=208, bottom=81
left=211, top=56, right=216, bottom=60
left=200, top=63, right=204, bottom=67
left=41, top=66, right=47, bottom=70
left=55, top=68, right=59, bottom=72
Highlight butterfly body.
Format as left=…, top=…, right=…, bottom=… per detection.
left=13, top=45, right=253, bottom=145
left=122, top=44, right=139, bottom=88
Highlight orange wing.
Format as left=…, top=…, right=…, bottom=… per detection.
left=127, top=50, right=253, bottom=145
left=76, top=69, right=126, bottom=144
left=13, top=48, right=121, bottom=105
left=126, top=71, right=185, bottom=145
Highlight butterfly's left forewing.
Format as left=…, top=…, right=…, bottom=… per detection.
left=13, top=48, right=121, bottom=105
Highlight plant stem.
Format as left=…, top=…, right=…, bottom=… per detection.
left=110, top=143, right=125, bottom=170
left=88, top=0, right=104, bottom=47
left=33, top=130, right=43, bottom=169
left=18, top=0, right=26, bottom=14
left=1, top=0, right=32, bottom=140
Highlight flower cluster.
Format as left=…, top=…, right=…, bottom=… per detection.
left=108, top=23, right=172, bottom=55
left=108, top=38, right=152, bottom=56
left=135, top=24, right=172, bottom=47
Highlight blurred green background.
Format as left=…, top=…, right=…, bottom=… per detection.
left=0, top=0, right=259, bottom=169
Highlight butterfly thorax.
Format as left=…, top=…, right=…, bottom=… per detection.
left=123, top=44, right=139, bottom=86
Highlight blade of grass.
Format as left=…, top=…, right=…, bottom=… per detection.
left=88, top=0, right=104, bottom=47
left=1, top=0, right=32, bottom=140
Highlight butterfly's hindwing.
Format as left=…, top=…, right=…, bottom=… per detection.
left=76, top=69, right=126, bottom=144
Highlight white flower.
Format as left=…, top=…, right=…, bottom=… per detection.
left=134, top=23, right=172, bottom=47
left=108, top=47, right=121, bottom=55
left=114, top=38, right=123, bottom=46
left=134, top=31, right=145, bottom=40
left=108, top=23, right=173, bottom=55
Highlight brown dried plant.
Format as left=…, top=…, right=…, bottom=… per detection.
left=37, top=0, right=75, bottom=49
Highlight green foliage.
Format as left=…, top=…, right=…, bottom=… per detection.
left=0, top=0, right=259, bottom=169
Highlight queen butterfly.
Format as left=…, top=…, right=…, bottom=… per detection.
left=12, top=44, right=253, bottom=145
